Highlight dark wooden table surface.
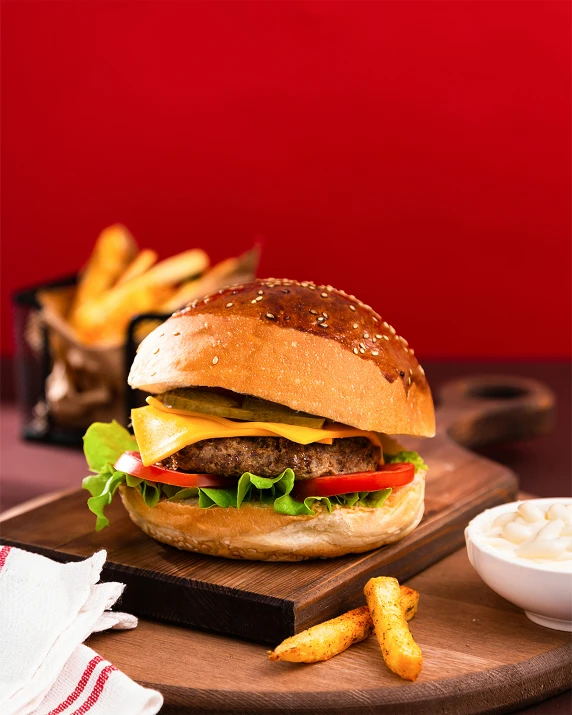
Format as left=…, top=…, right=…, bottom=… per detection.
left=1, top=360, right=570, bottom=714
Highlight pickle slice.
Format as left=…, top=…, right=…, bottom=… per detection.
left=242, top=396, right=325, bottom=428
left=160, top=388, right=326, bottom=427
left=162, top=389, right=253, bottom=421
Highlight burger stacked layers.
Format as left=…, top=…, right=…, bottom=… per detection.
left=82, top=278, right=435, bottom=560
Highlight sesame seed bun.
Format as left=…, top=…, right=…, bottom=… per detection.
left=128, top=279, right=435, bottom=437
left=119, top=472, right=425, bottom=561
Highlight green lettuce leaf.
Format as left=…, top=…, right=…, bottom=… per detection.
left=82, top=421, right=144, bottom=531
left=81, top=421, right=427, bottom=530
left=83, top=420, right=137, bottom=472
left=384, top=450, right=428, bottom=472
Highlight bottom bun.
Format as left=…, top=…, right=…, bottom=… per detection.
left=119, top=473, right=425, bottom=561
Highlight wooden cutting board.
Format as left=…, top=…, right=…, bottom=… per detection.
left=0, top=376, right=555, bottom=644
left=2, top=494, right=569, bottom=714
left=84, top=548, right=571, bottom=715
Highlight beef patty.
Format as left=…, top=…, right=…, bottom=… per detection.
left=162, top=436, right=380, bottom=480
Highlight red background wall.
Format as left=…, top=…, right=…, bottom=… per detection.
left=2, top=0, right=570, bottom=359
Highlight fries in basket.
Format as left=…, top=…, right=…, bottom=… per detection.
left=32, top=224, right=259, bottom=429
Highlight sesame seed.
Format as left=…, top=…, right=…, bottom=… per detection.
left=409, top=368, right=413, bottom=374
left=150, top=371, right=156, bottom=376
left=360, top=348, right=365, bottom=354
left=371, top=350, right=379, bottom=356
left=323, top=312, right=328, bottom=318
left=256, top=295, right=263, bottom=302
left=321, top=292, right=328, bottom=298
left=349, top=305, right=356, bottom=311
left=266, top=313, right=275, bottom=320
left=320, top=323, right=329, bottom=328
left=153, top=347, right=160, bottom=354
left=363, top=332, right=370, bottom=339
left=409, top=348, right=415, bottom=355
left=372, top=337, right=377, bottom=343
left=353, top=323, right=359, bottom=329
left=282, top=289, right=290, bottom=294
left=204, top=297, right=210, bottom=303
left=389, top=325, right=396, bottom=335
left=159, top=333, right=165, bottom=337
left=408, top=377, right=412, bottom=385
left=257, top=290, right=264, bottom=295
left=326, top=285, right=333, bottom=292
left=382, top=335, right=389, bottom=341
left=376, top=334, right=383, bottom=339
left=309, top=285, right=316, bottom=290
left=372, top=317, right=378, bottom=323
left=420, top=366, right=425, bottom=375
left=317, top=316, right=324, bottom=322
left=226, top=302, right=234, bottom=308
left=353, top=347, right=359, bottom=354
left=172, top=331, right=181, bottom=336
left=359, top=342, right=366, bottom=349
left=309, top=309, right=318, bottom=315
left=212, top=356, right=219, bottom=365
left=251, top=299, right=257, bottom=304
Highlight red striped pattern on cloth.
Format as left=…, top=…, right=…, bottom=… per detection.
left=69, top=664, right=118, bottom=715
left=0, top=545, right=12, bottom=571
left=46, top=656, right=104, bottom=715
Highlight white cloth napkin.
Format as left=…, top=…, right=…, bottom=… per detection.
left=0, top=545, right=163, bottom=715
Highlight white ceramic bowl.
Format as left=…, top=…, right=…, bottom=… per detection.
left=465, top=498, right=572, bottom=631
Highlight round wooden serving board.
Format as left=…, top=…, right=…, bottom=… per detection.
left=2, top=374, right=569, bottom=713
left=87, top=545, right=571, bottom=714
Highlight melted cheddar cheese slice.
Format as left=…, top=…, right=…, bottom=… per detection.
left=132, top=397, right=382, bottom=467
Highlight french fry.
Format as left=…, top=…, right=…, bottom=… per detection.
left=399, top=585, right=420, bottom=621
left=159, top=246, right=260, bottom=312
left=268, top=585, right=419, bottom=664
left=115, top=249, right=158, bottom=287
left=364, top=577, right=423, bottom=681
left=69, top=224, right=137, bottom=318
left=268, top=607, right=373, bottom=663
left=141, top=248, right=209, bottom=286
left=71, top=248, right=209, bottom=344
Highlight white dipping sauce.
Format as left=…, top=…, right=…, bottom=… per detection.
left=479, top=502, right=572, bottom=571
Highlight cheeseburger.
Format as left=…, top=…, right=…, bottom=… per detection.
left=83, top=278, right=435, bottom=560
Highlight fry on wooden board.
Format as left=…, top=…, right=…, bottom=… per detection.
left=268, top=585, right=419, bottom=663
left=364, top=576, right=423, bottom=681
left=268, top=607, right=373, bottom=663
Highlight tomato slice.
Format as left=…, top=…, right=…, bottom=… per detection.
left=114, top=451, right=415, bottom=498
left=113, top=451, right=230, bottom=489
left=292, top=463, right=415, bottom=500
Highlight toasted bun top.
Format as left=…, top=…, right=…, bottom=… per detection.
left=128, top=278, right=435, bottom=436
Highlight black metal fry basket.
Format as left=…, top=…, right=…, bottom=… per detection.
left=12, top=276, right=170, bottom=447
